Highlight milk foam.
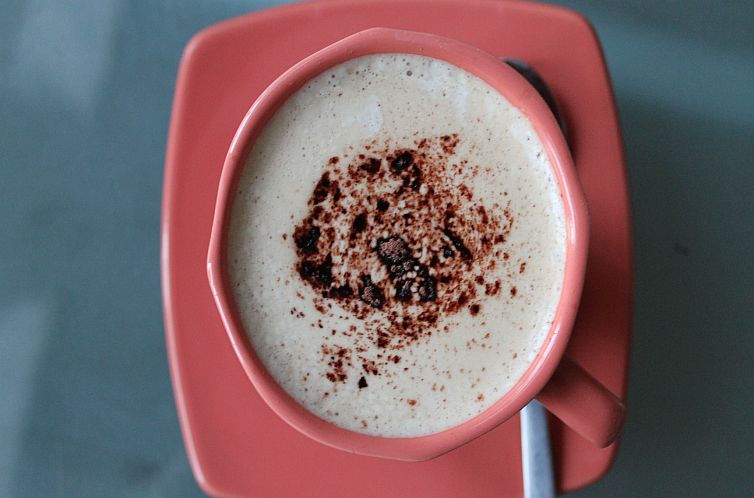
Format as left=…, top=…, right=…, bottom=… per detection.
left=228, top=54, right=566, bottom=437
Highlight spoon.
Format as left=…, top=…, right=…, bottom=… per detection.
left=504, top=58, right=568, bottom=140
left=504, top=58, right=569, bottom=498
left=520, top=400, right=556, bottom=498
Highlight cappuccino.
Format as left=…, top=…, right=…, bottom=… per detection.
left=228, top=54, right=566, bottom=437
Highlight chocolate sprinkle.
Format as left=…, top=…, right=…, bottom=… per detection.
left=298, top=255, right=333, bottom=289
left=351, top=212, right=368, bottom=237
left=390, top=151, right=413, bottom=172
left=359, top=158, right=381, bottom=174
left=376, top=236, right=412, bottom=265
left=442, top=228, right=473, bottom=261
left=294, top=225, right=320, bottom=254
left=359, top=274, right=385, bottom=309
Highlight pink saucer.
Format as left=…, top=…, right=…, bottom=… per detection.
left=162, top=0, right=632, bottom=496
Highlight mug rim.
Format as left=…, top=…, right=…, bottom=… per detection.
left=207, top=27, right=589, bottom=461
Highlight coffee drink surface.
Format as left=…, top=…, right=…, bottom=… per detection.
left=228, top=54, right=566, bottom=437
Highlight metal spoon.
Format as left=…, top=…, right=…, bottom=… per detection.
left=520, top=400, right=556, bottom=498
left=504, top=58, right=568, bottom=141
left=504, top=58, right=569, bottom=498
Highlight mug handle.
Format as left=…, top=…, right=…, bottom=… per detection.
left=535, top=355, right=625, bottom=447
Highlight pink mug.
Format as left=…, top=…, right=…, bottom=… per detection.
left=207, top=27, right=624, bottom=462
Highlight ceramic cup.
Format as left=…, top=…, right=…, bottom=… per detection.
left=207, top=27, right=624, bottom=461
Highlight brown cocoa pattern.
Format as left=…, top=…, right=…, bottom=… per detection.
left=291, top=135, right=515, bottom=385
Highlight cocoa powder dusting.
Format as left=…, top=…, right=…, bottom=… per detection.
left=292, top=135, right=516, bottom=384
left=321, top=344, right=352, bottom=383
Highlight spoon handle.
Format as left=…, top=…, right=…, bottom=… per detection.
left=503, top=57, right=563, bottom=497
left=520, top=400, right=556, bottom=498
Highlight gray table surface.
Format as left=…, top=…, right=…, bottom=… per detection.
left=1, top=1, right=752, bottom=496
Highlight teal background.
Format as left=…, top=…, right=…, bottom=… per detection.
left=1, top=1, right=752, bottom=496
